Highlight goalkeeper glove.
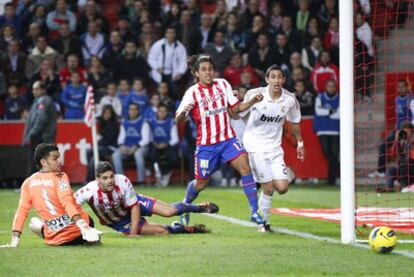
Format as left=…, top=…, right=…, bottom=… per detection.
left=76, top=219, right=103, bottom=242
left=0, top=236, right=20, bottom=248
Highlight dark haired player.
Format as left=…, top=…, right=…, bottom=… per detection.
left=74, top=161, right=218, bottom=236
left=1, top=143, right=102, bottom=247
left=175, top=54, right=265, bottom=227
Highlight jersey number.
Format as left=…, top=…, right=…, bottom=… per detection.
left=42, top=189, right=58, bottom=215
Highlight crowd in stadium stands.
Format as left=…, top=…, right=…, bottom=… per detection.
left=0, top=0, right=390, bottom=185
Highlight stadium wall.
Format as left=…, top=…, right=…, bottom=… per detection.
left=0, top=119, right=329, bottom=183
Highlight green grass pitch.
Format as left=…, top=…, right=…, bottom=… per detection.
left=1, top=185, right=414, bottom=276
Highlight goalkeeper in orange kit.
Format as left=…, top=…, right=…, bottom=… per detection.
left=1, top=143, right=102, bottom=247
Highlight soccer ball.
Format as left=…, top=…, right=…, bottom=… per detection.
left=368, top=226, right=397, bottom=254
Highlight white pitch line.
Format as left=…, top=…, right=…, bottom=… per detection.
left=203, top=213, right=414, bottom=259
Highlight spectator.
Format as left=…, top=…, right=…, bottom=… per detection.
left=114, top=40, right=149, bottom=83
left=211, top=0, right=227, bottom=29
left=382, top=126, right=414, bottom=192
left=245, top=14, right=267, bottom=51
left=273, top=32, right=293, bottom=71
left=144, top=93, right=161, bottom=120
left=355, top=37, right=374, bottom=102
left=278, top=15, right=302, bottom=52
left=240, top=0, right=263, bottom=29
left=46, top=0, right=77, bottom=38
left=23, top=80, right=57, bottom=176
left=116, top=16, right=135, bottom=43
left=301, top=17, right=322, bottom=46
left=30, top=4, right=49, bottom=36
left=269, top=1, right=283, bottom=33
left=313, top=79, right=340, bottom=185
left=310, top=50, right=339, bottom=93
left=77, top=0, right=109, bottom=35
left=355, top=9, right=374, bottom=58
left=59, top=54, right=88, bottom=86
left=147, top=26, right=187, bottom=99
left=112, top=102, right=150, bottom=185
left=157, top=81, right=175, bottom=113
left=117, top=79, right=132, bottom=119
left=302, top=35, right=323, bottom=71
left=223, top=52, right=259, bottom=87
left=248, top=32, right=275, bottom=80
left=50, top=22, right=83, bottom=63
left=81, top=20, right=106, bottom=66
left=148, top=104, right=179, bottom=186
left=21, top=23, right=40, bottom=54
left=199, top=13, right=215, bottom=49
left=162, top=2, right=181, bottom=28
left=294, top=80, right=314, bottom=116
left=368, top=121, right=413, bottom=181
left=289, top=52, right=310, bottom=79
left=60, top=72, right=87, bottom=119
left=222, top=12, right=246, bottom=52
left=296, top=0, right=312, bottom=32
left=97, top=82, right=122, bottom=117
left=318, top=0, right=338, bottom=31
left=176, top=10, right=202, bottom=56
left=395, top=79, right=414, bottom=129
left=128, top=78, right=149, bottom=112
left=29, top=59, right=61, bottom=104
left=204, top=30, right=234, bottom=74
left=324, top=17, right=339, bottom=50
left=0, top=3, right=22, bottom=38
left=0, top=39, right=28, bottom=86
left=138, top=22, right=157, bottom=58
left=182, top=115, right=197, bottom=181
left=87, top=56, right=110, bottom=99
left=4, top=83, right=27, bottom=120
left=27, top=36, right=63, bottom=75
left=101, top=30, right=124, bottom=73
left=0, top=24, right=16, bottom=52
left=86, top=104, right=120, bottom=181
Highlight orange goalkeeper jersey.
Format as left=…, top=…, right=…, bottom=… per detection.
left=12, top=171, right=90, bottom=245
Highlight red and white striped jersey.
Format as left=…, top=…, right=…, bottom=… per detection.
left=176, top=78, right=239, bottom=145
left=74, top=174, right=137, bottom=225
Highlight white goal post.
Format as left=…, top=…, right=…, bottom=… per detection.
left=339, top=0, right=356, bottom=244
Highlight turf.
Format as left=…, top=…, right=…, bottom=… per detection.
left=0, top=185, right=414, bottom=276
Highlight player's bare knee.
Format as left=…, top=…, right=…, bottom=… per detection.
left=238, top=163, right=251, bottom=176
left=278, top=187, right=288, bottom=194
left=262, top=182, right=274, bottom=196
left=273, top=180, right=288, bottom=194
left=195, top=179, right=208, bottom=190
left=165, top=207, right=177, bottom=217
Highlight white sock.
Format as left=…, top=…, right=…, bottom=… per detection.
left=29, top=217, right=44, bottom=238
left=259, top=191, right=273, bottom=222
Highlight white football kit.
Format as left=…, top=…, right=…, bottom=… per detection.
left=241, top=86, right=301, bottom=183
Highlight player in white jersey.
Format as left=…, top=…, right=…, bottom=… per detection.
left=74, top=161, right=218, bottom=236
left=241, top=65, right=306, bottom=231
left=176, top=54, right=266, bottom=227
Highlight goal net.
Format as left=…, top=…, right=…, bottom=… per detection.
left=354, top=0, right=414, bottom=242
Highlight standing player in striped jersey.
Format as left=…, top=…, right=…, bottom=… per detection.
left=74, top=161, right=218, bottom=236
left=175, top=54, right=265, bottom=226
left=1, top=143, right=102, bottom=247
left=241, top=65, right=305, bottom=231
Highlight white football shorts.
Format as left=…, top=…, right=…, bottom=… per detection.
left=248, top=149, right=288, bottom=183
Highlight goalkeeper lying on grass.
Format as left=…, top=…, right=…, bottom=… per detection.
left=1, top=143, right=102, bottom=247
left=74, top=161, right=219, bottom=236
